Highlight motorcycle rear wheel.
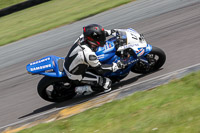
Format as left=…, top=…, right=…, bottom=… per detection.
left=37, top=76, right=76, bottom=102
left=131, top=46, right=166, bottom=74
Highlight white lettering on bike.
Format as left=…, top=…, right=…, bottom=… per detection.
left=97, top=54, right=104, bottom=59
left=30, top=64, right=52, bottom=71
left=30, top=57, right=51, bottom=65
left=121, top=44, right=139, bottom=49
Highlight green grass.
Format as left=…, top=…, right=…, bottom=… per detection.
left=18, top=71, right=200, bottom=133
left=0, top=0, right=134, bottom=46
left=0, top=0, right=26, bottom=9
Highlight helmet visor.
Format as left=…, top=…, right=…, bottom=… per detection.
left=94, top=32, right=106, bottom=47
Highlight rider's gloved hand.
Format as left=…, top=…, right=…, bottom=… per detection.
left=112, top=60, right=126, bottom=72
left=105, top=29, right=117, bottom=36
left=117, top=60, right=126, bottom=69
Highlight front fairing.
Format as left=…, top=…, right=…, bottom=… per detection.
left=95, top=28, right=153, bottom=79
left=116, top=28, right=152, bottom=56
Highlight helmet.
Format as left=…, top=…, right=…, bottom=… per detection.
left=83, top=24, right=106, bottom=49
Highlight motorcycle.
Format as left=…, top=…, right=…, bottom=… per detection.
left=26, top=28, right=166, bottom=102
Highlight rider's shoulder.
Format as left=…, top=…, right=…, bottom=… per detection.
left=73, top=34, right=84, bottom=44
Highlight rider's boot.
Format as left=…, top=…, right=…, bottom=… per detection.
left=98, top=77, right=112, bottom=92
left=75, top=85, right=94, bottom=95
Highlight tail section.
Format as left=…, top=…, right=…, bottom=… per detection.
left=26, top=55, right=65, bottom=77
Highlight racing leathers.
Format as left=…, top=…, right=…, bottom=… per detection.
left=63, top=30, right=122, bottom=95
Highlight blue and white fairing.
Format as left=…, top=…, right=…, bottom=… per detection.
left=26, top=55, right=65, bottom=77
left=116, top=28, right=152, bottom=57
left=95, top=28, right=152, bottom=77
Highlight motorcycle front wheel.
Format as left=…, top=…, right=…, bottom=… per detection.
left=37, top=76, right=76, bottom=102
left=131, top=46, right=166, bottom=74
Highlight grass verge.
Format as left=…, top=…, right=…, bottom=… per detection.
left=0, top=0, right=134, bottom=46
left=0, top=0, right=26, bottom=9
left=17, top=71, right=200, bottom=133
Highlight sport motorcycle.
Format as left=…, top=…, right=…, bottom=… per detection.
left=26, top=28, right=166, bottom=102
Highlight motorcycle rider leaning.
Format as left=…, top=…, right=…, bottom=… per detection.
left=63, top=24, right=124, bottom=95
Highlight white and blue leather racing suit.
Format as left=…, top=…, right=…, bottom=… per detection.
left=63, top=30, right=121, bottom=92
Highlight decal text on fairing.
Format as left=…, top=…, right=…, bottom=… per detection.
left=122, top=44, right=139, bottom=49
left=30, top=57, right=51, bottom=65
left=97, top=54, right=104, bottom=59
left=30, top=64, right=52, bottom=71
left=136, top=48, right=145, bottom=56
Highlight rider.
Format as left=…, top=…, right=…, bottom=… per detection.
left=63, top=24, right=124, bottom=95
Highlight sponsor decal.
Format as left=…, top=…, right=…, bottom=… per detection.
left=130, top=33, right=137, bottom=40
left=127, top=58, right=139, bottom=65
left=30, top=64, right=52, bottom=71
left=104, top=44, right=107, bottom=49
left=30, top=57, right=51, bottom=65
left=104, top=43, right=112, bottom=49
left=136, top=48, right=145, bottom=56
left=109, top=43, right=112, bottom=48
left=97, top=54, right=104, bottom=59
left=123, top=44, right=139, bottom=48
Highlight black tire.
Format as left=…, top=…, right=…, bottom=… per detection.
left=131, top=46, right=166, bottom=74
left=37, top=76, right=76, bottom=102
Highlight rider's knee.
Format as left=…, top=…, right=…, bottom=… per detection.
left=98, top=77, right=112, bottom=90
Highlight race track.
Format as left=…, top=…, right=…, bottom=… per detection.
left=0, top=0, right=200, bottom=131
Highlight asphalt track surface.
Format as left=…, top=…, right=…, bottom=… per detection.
left=0, top=0, right=200, bottom=131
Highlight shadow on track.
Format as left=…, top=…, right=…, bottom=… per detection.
left=18, top=94, right=96, bottom=119
left=18, top=69, right=162, bottom=119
